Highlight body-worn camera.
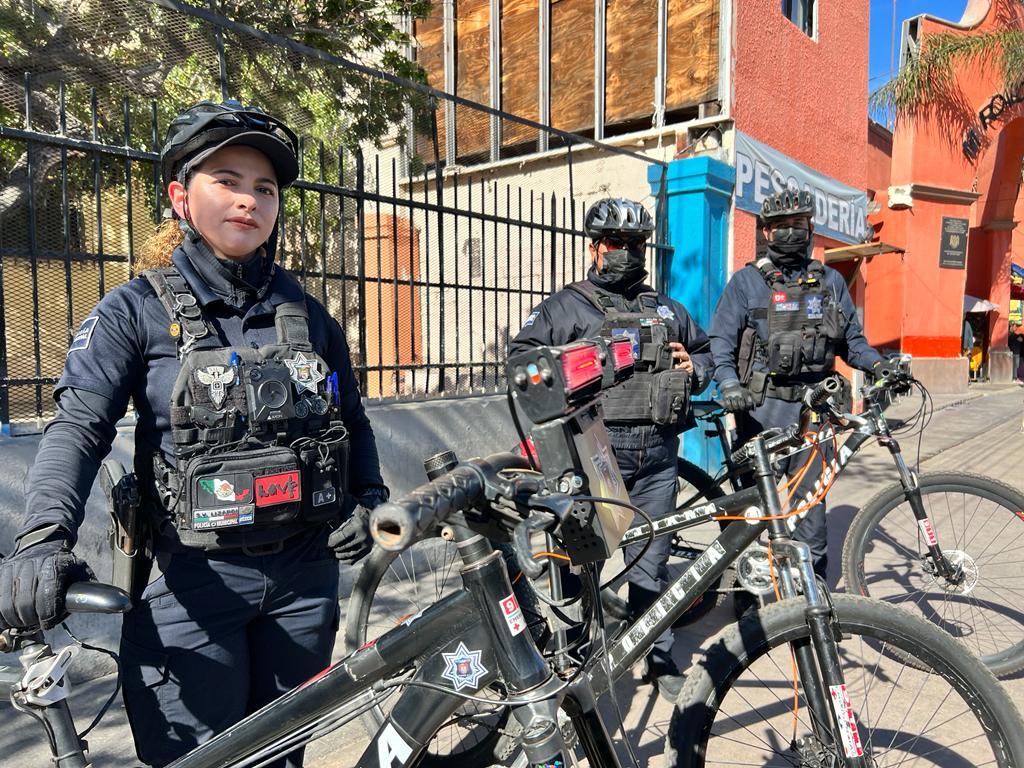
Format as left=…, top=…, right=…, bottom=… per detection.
left=244, top=360, right=296, bottom=423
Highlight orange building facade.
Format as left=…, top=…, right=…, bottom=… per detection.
left=862, top=0, right=1024, bottom=391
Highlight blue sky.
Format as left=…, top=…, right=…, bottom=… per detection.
left=869, top=1, right=969, bottom=91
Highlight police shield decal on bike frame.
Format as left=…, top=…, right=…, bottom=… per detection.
left=441, top=642, right=488, bottom=691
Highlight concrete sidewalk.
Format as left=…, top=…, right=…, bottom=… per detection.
left=3, top=383, right=1023, bottom=766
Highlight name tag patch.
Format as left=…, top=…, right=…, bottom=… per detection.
left=193, top=505, right=255, bottom=530
left=774, top=301, right=800, bottom=312
left=69, top=316, right=98, bottom=352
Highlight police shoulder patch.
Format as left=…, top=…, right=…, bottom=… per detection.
left=523, top=311, right=539, bottom=327
left=656, top=304, right=674, bottom=320
left=68, top=316, right=99, bottom=353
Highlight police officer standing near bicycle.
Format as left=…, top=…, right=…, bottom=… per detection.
left=509, top=198, right=712, bottom=702
left=0, top=101, right=387, bottom=767
left=710, top=189, right=884, bottom=599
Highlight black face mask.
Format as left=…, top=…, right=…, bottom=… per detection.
left=596, top=246, right=647, bottom=288
left=770, top=226, right=810, bottom=254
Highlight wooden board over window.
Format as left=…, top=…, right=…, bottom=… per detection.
left=605, top=0, right=658, bottom=126
left=413, top=3, right=446, bottom=164
left=456, top=0, right=491, bottom=160
left=551, top=0, right=595, bottom=134
left=666, top=0, right=719, bottom=111
left=501, top=0, right=539, bottom=149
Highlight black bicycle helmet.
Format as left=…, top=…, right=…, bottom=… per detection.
left=761, top=189, right=814, bottom=222
left=583, top=198, right=655, bottom=241
left=161, top=100, right=300, bottom=188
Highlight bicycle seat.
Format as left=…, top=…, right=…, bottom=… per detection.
left=692, top=401, right=724, bottom=418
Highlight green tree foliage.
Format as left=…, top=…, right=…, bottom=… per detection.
left=0, top=0, right=431, bottom=228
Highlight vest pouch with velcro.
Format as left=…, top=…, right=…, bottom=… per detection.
left=767, top=330, right=803, bottom=376
left=822, top=300, right=846, bottom=340
left=297, top=428, right=350, bottom=523
left=600, top=375, right=655, bottom=423
left=801, top=327, right=829, bottom=367
left=651, top=369, right=691, bottom=426
left=181, top=445, right=303, bottom=538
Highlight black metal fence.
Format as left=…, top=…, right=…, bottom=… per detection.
left=0, top=0, right=669, bottom=429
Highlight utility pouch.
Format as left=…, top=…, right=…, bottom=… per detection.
left=100, top=459, right=143, bottom=597
left=737, top=326, right=758, bottom=385
left=298, top=426, right=350, bottom=523
left=651, top=369, right=692, bottom=426
left=181, top=445, right=302, bottom=533
left=801, top=329, right=829, bottom=367
left=748, top=370, right=769, bottom=406
left=767, top=331, right=802, bottom=376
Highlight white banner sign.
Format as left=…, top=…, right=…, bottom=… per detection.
left=734, top=131, right=869, bottom=245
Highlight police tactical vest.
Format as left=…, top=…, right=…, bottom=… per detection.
left=740, top=258, right=846, bottom=401
left=567, top=280, right=691, bottom=426
left=143, top=268, right=350, bottom=552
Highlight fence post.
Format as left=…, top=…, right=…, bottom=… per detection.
left=649, top=157, right=735, bottom=474
left=355, top=148, right=369, bottom=394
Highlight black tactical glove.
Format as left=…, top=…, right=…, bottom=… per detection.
left=0, top=535, right=95, bottom=631
left=720, top=382, right=757, bottom=413
left=328, top=489, right=388, bottom=564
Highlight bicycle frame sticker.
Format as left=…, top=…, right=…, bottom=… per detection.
left=376, top=722, right=413, bottom=768
left=917, top=517, right=938, bottom=546
left=828, top=684, right=865, bottom=758
left=499, top=593, right=527, bottom=636
left=441, top=642, right=488, bottom=691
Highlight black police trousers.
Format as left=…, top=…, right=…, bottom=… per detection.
left=119, top=529, right=340, bottom=768
left=608, top=425, right=680, bottom=664
left=736, top=397, right=830, bottom=579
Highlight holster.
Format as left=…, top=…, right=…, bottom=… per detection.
left=100, top=459, right=151, bottom=601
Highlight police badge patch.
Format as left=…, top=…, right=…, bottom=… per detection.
left=285, top=352, right=325, bottom=394
left=441, top=642, right=488, bottom=691
left=656, top=304, right=674, bottom=320
left=806, top=295, right=824, bottom=320
left=68, top=316, right=98, bottom=353
left=196, top=365, right=235, bottom=407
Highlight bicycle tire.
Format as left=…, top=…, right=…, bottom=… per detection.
left=841, top=471, right=1024, bottom=677
left=345, top=541, right=509, bottom=767
left=666, top=593, right=1024, bottom=767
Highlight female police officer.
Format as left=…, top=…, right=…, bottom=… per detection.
left=0, top=101, right=387, bottom=767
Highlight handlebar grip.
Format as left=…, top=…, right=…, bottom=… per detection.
left=370, top=463, right=488, bottom=551
left=806, top=376, right=842, bottom=408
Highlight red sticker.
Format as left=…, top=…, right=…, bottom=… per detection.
left=254, top=471, right=301, bottom=507
left=772, top=291, right=787, bottom=303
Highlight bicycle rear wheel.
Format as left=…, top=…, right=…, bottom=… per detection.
left=667, top=594, right=1024, bottom=767
left=841, top=472, right=1024, bottom=677
left=345, top=541, right=511, bottom=766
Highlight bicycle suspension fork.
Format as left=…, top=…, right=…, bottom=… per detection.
left=872, top=406, right=962, bottom=582
left=750, top=438, right=868, bottom=766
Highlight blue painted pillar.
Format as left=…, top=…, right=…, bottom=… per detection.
left=649, top=157, right=735, bottom=474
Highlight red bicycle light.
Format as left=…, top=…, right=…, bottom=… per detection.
left=560, top=342, right=602, bottom=393
left=609, top=337, right=634, bottom=373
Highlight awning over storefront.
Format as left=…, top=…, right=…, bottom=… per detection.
left=823, top=242, right=903, bottom=263
left=965, top=295, right=999, bottom=314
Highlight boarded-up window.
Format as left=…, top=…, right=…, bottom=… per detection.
left=666, top=0, right=719, bottom=111
left=456, top=0, right=491, bottom=160
left=604, top=0, right=657, bottom=126
left=501, top=0, right=539, bottom=149
left=550, top=0, right=594, bottom=135
left=414, top=3, right=445, bottom=164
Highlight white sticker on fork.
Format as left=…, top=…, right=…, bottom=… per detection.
left=918, top=517, right=938, bottom=546
left=499, top=593, right=526, bottom=637
left=828, top=684, right=865, bottom=758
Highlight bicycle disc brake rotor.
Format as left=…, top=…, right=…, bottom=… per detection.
left=736, top=544, right=774, bottom=596
left=924, top=549, right=980, bottom=595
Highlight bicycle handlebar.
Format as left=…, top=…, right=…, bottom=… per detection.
left=369, top=453, right=530, bottom=551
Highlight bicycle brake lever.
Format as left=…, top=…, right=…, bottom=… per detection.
left=512, top=515, right=555, bottom=580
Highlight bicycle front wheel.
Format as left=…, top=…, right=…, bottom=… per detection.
left=666, top=593, right=1024, bottom=767
left=841, top=471, right=1024, bottom=676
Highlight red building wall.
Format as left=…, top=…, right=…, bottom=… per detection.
left=731, top=0, right=870, bottom=272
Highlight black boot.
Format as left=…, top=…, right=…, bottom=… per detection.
left=642, top=653, right=684, bottom=703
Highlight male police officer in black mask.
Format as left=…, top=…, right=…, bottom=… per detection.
left=509, top=198, right=712, bottom=702
left=709, top=190, right=884, bottom=604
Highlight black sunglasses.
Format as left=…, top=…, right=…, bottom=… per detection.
left=603, top=236, right=647, bottom=250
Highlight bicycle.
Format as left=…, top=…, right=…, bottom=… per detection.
left=337, top=344, right=1024, bottom=767
left=663, top=361, right=1024, bottom=678
left=4, top=341, right=1024, bottom=768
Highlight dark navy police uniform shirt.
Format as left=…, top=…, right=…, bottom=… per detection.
left=23, top=249, right=383, bottom=543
